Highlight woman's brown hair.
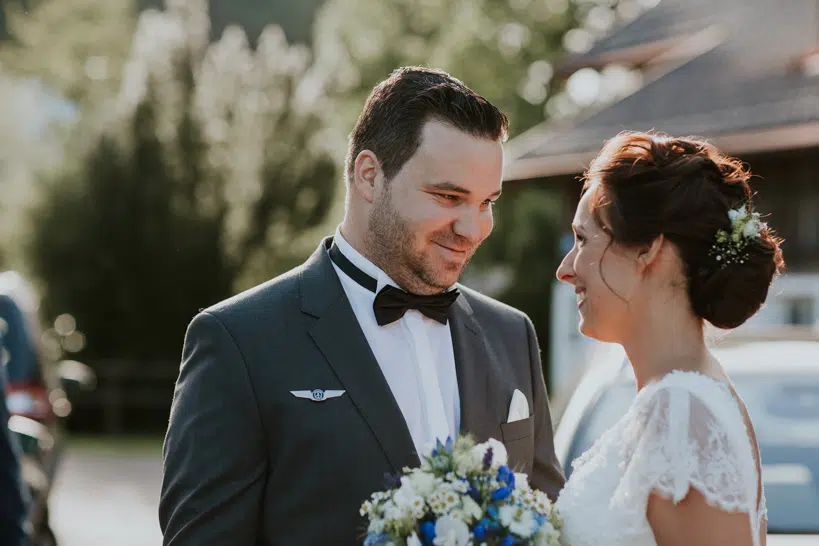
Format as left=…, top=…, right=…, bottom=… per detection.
left=583, top=131, right=784, bottom=329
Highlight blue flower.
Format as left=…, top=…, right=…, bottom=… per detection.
left=486, top=505, right=499, bottom=521
left=491, top=485, right=514, bottom=502
left=364, top=533, right=391, bottom=546
left=420, top=521, right=436, bottom=545
left=501, top=535, right=516, bottom=546
left=467, top=482, right=480, bottom=501
left=497, top=465, right=514, bottom=488
left=473, top=522, right=488, bottom=541
left=431, top=437, right=453, bottom=457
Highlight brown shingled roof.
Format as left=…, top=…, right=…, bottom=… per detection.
left=506, top=0, right=819, bottom=180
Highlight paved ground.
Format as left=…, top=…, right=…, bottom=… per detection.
left=49, top=436, right=164, bottom=546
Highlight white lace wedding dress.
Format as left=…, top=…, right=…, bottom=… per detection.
left=555, top=370, right=767, bottom=546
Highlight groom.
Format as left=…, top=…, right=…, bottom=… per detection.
left=159, top=66, right=565, bottom=546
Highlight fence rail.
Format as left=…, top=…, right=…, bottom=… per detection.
left=68, top=359, right=178, bottom=434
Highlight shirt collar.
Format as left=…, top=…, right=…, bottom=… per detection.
left=333, top=227, right=401, bottom=294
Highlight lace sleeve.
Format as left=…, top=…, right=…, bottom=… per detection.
left=617, top=378, right=759, bottom=515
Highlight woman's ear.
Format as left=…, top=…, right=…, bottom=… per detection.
left=636, top=234, right=665, bottom=273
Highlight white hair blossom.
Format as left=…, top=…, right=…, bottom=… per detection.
left=709, top=205, right=767, bottom=267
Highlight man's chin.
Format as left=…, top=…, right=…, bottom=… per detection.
left=427, top=266, right=465, bottom=290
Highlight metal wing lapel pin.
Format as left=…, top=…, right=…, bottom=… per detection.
left=290, top=389, right=346, bottom=402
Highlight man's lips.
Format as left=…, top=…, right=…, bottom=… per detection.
left=435, top=242, right=470, bottom=254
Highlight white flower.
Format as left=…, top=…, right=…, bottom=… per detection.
left=393, top=477, right=425, bottom=519
left=498, top=505, right=539, bottom=538
left=433, top=515, right=471, bottom=546
left=514, top=472, right=530, bottom=491
left=459, top=496, right=483, bottom=523
left=743, top=218, right=763, bottom=238
left=383, top=500, right=405, bottom=522
left=453, top=449, right=480, bottom=475
left=511, top=488, right=536, bottom=509
left=534, top=521, right=561, bottom=546
left=429, top=483, right=460, bottom=516
left=728, top=207, right=747, bottom=222
left=407, top=533, right=423, bottom=546
left=532, top=490, right=553, bottom=514
left=408, top=470, right=436, bottom=497
left=472, top=438, right=508, bottom=469
left=367, top=517, right=385, bottom=535
left=509, top=509, right=538, bottom=538
left=499, top=505, right=517, bottom=527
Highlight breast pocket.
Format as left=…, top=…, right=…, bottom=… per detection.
left=500, top=414, right=535, bottom=475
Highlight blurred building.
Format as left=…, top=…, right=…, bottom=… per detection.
left=503, top=0, right=819, bottom=395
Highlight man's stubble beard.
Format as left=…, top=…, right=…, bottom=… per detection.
left=366, top=188, right=469, bottom=294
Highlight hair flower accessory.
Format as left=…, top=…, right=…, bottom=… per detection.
left=709, top=205, right=766, bottom=267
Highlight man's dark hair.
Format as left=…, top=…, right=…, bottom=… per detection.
left=346, top=66, right=509, bottom=183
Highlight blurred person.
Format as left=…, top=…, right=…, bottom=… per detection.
left=0, top=295, right=30, bottom=546
left=159, top=66, right=564, bottom=546
left=555, top=132, right=784, bottom=546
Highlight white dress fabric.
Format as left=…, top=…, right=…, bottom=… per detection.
left=555, top=370, right=767, bottom=546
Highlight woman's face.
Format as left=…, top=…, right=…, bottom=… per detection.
left=556, top=189, right=643, bottom=342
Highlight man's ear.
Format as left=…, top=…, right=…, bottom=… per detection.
left=352, top=150, right=381, bottom=203
left=637, top=234, right=665, bottom=272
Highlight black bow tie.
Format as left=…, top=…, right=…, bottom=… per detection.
left=328, top=243, right=460, bottom=326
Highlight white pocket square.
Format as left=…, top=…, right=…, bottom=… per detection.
left=506, top=389, right=529, bottom=423
left=290, top=389, right=345, bottom=402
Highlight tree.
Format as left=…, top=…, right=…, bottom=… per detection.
left=26, top=0, right=337, bottom=360
left=0, top=0, right=136, bottom=104
left=137, top=0, right=325, bottom=45
left=0, top=0, right=326, bottom=106
left=312, top=0, right=618, bottom=140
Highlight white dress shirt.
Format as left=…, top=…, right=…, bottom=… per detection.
left=328, top=228, right=460, bottom=457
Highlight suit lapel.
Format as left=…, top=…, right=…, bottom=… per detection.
left=301, top=238, right=420, bottom=472
left=449, top=293, right=495, bottom=436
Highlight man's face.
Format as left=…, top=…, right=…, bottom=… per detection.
left=367, top=120, right=503, bottom=294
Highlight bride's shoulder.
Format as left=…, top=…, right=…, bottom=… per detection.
left=622, top=369, right=759, bottom=507
left=633, top=369, right=740, bottom=421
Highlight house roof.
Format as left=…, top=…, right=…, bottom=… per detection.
left=557, top=0, right=724, bottom=73
left=506, top=0, right=819, bottom=180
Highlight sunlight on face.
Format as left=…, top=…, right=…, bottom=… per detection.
left=367, top=120, right=503, bottom=294
left=555, top=188, right=640, bottom=342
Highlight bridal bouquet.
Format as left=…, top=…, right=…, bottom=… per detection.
left=361, top=435, right=563, bottom=546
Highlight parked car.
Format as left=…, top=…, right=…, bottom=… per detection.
left=1, top=272, right=95, bottom=546
left=553, top=327, right=819, bottom=544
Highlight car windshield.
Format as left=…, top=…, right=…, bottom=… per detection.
left=565, top=374, right=819, bottom=534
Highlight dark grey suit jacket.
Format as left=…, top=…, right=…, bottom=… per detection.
left=159, top=238, right=565, bottom=546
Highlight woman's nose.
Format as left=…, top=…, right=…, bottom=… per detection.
left=556, top=252, right=576, bottom=285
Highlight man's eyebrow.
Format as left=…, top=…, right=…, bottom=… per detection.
left=427, top=181, right=502, bottom=198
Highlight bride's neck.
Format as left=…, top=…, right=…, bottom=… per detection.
left=621, top=302, right=710, bottom=390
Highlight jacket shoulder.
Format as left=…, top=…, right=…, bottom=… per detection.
left=201, top=264, right=304, bottom=321
left=457, top=284, right=529, bottom=324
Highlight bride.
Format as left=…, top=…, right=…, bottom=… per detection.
left=553, top=132, right=784, bottom=546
